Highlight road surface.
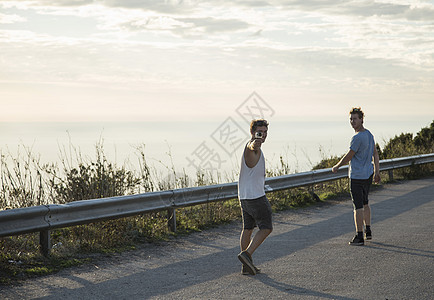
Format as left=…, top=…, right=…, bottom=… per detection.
left=1, top=178, right=433, bottom=299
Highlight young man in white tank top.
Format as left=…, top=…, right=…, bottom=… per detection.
left=237, top=119, right=273, bottom=275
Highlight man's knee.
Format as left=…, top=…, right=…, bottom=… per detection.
left=242, top=228, right=253, bottom=233
left=261, top=228, right=273, bottom=235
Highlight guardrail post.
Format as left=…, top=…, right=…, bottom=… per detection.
left=308, top=186, right=321, bottom=202
left=167, top=208, right=176, bottom=232
left=388, top=170, right=394, bottom=181
left=40, top=230, right=51, bottom=257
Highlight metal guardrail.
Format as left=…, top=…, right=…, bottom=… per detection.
left=1, top=153, right=433, bottom=256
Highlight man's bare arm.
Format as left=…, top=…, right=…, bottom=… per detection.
left=332, top=149, right=355, bottom=173
left=373, top=146, right=381, bottom=183
left=244, top=139, right=262, bottom=168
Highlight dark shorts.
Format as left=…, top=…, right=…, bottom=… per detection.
left=350, top=174, right=373, bottom=210
left=240, top=195, right=273, bottom=230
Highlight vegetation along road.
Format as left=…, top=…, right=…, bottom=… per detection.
left=1, top=177, right=433, bottom=299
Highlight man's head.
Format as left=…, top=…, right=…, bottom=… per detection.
left=349, top=107, right=364, bottom=131
left=349, top=107, right=364, bottom=119
left=250, top=119, right=269, bottom=142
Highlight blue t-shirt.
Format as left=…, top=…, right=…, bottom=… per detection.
left=349, top=129, right=375, bottom=179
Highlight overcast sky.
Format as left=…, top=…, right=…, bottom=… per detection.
left=1, top=0, right=433, bottom=123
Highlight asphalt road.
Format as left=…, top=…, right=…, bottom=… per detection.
left=1, top=178, right=433, bottom=300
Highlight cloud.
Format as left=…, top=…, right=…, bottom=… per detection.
left=102, top=0, right=198, bottom=14
left=405, top=6, right=434, bottom=21
left=338, top=1, right=409, bottom=17
left=1, top=0, right=433, bottom=91
left=112, top=15, right=252, bottom=40
left=0, top=13, right=26, bottom=24
left=167, top=17, right=251, bottom=38
left=29, top=0, right=95, bottom=7
left=288, top=0, right=434, bottom=22
left=178, top=17, right=250, bottom=33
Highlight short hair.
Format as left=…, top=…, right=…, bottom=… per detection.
left=250, top=119, right=269, bottom=133
left=349, top=107, right=364, bottom=119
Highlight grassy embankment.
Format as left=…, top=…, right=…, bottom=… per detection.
left=1, top=121, right=433, bottom=284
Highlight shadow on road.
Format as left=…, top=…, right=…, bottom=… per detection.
left=366, top=242, right=434, bottom=258
left=255, top=274, right=358, bottom=300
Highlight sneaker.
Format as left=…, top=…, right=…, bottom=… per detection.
left=242, top=265, right=250, bottom=275
left=237, top=251, right=256, bottom=275
left=349, top=235, right=364, bottom=246
left=365, top=230, right=372, bottom=240
left=242, top=264, right=261, bottom=275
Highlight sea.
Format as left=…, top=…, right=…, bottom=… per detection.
left=1, top=117, right=432, bottom=182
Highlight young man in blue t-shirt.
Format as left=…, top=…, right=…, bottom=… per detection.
left=332, top=107, right=381, bottom=245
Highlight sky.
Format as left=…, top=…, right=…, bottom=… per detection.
left=1, top=0, right=433, bottom=123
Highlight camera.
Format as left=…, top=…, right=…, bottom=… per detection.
left=255, top=132, right=263, bottom=139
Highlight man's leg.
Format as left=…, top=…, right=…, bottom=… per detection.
left=239, top=228, right=257, bottom=275
left=349, top=208, right=365, bottom=245
left=363, top=204, right=372, bottom=239
left=240, top=229, right=253, bottom=252
left=238, top=196, right=273, bottom=274
left=349, top=179, right=365, bottom=245
left=363, top=204, right=371, bottom=226
left=244, top=229, right=272, bottom=256
left=363, top=176, right=372, bottom=239
left=354, top=209, right=364, bottom=233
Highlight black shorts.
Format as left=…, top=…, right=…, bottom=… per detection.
left=240, top=195, right=273, bottom=230
left=350, top=174, right=373, bottom=210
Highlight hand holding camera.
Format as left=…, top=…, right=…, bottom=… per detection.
left=248, top=131, right=263, bottom=150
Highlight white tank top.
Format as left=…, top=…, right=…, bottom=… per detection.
left=238, top=147, right=266, bottom=200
